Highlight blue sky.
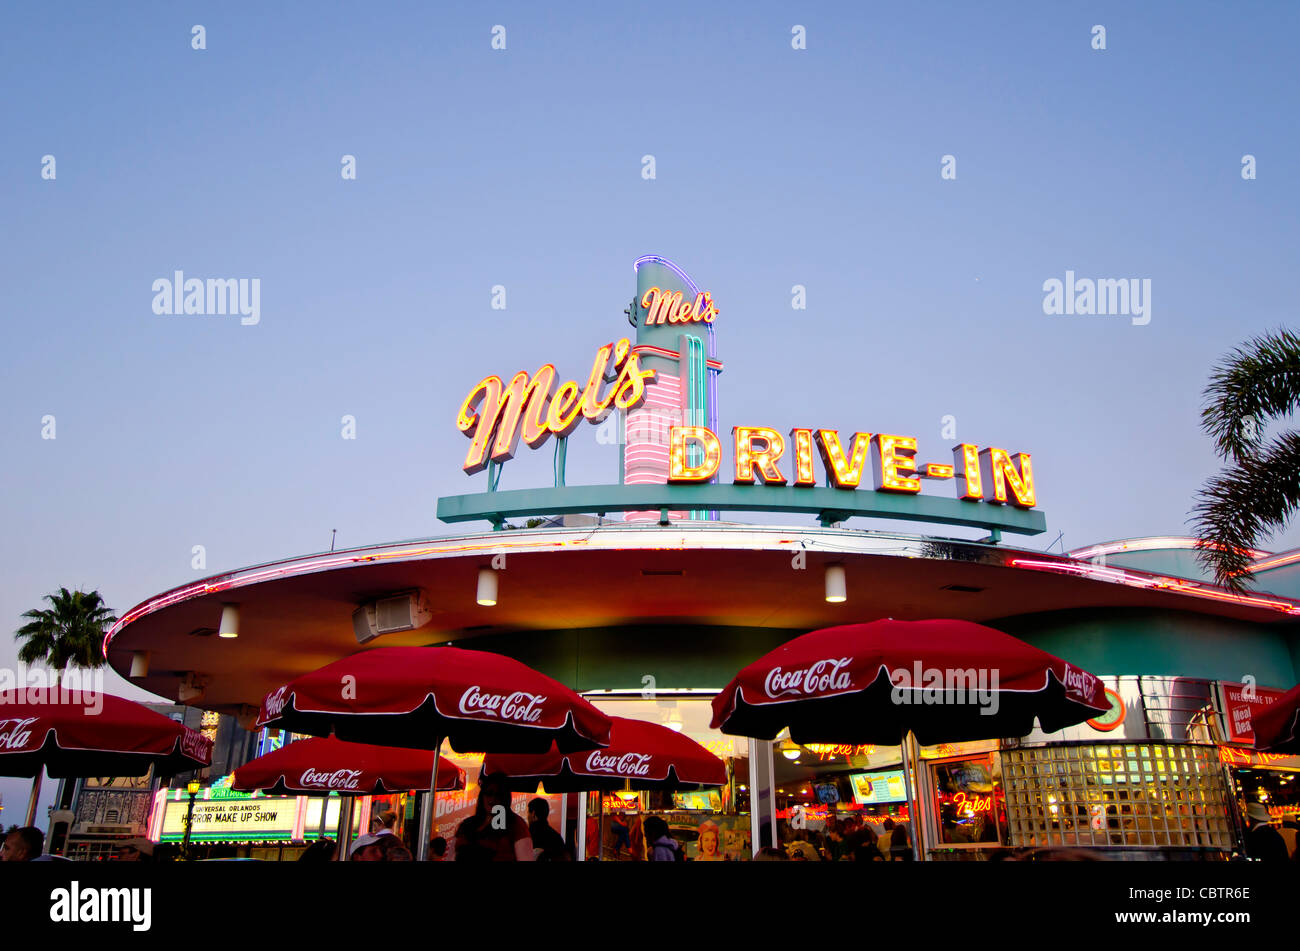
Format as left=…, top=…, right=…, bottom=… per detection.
left=2, top=1, right=1298, bottom=817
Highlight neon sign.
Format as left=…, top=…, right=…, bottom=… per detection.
left=949, top=791, right=994, bottom=815
left=802, top=743, right=876, bottom=758
left=456, top=338, right=656, bottom=474
left=438, top=256, right=1049, bottom=535
left=669, top=426, right=1036, bottom=507
left=1217, top=746, right=1298, bottom=768
left=640, top=286, right=719, bottom=326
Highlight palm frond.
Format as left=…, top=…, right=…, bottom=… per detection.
left=11, top=587, right=117, bottom=672
left=1192, top=431, right=1300, bottom=591
left=1202, top=327, right=1300, bottom=462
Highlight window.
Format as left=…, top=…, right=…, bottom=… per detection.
left=1001, top=743, right=1236, bottom=849
left=933, top=754, right=1005, bottom=845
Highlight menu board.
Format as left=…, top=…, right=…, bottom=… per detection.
left=849, top=770, right=908, bottom=804
left=672, top=790, right=722, bottom=811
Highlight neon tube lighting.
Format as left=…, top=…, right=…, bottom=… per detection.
left=1068, top=536, right=1267, bottom=561
left=634, top=255, right=701, bottom=296
left=1247, top=549, right=1300, bottom=572
left=1009, top=558, right=1300, bottom=614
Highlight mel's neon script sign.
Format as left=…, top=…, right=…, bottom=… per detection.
left=457, top=338, right=655, bottom=474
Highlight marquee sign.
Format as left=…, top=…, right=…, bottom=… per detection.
left=439, top=256, right=1044, bottom=536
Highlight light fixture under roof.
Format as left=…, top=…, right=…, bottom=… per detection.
left=218, top=603, right=240, bottom=639
left=476, top=567, right=498, bottom=606
left=824, top=564, right=847, bottom=603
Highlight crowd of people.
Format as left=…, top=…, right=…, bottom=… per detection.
left=763, top=814, right=915, bottom=862
left=9, top=773, right=1298, bottom=862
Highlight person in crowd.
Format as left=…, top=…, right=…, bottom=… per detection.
left=427, top=837, right=448, bottom=861
left=852, top=823, right=882, bottom=861
left=824, top=814, right=846, bottom=861
left=753, top=846, right=789, bottom=861
left=381, top=838, right=413, bottom=861
left=527, top=798, right=569, bottom=861
left=609, top=812, right=632, bottom=857
left=454, top=772, right=534, bottom=862
left=1245, top=802, right=1289, bottom=862
left=877, top=817, right=895, bottom=859
left=890, top=822, right=914, bottom=861
left=785, top=830, right=820, bottom=861
left=298, top=838, right=336, bottom=862
left=115, top=837, right=154, bottom=862
left=376, top=810, right=398, bottom=836
left=349, top=833, right=387, bottom=862
left=1, top=826, right=43, bottom=862
left=643, top=816, right=681, bottom=861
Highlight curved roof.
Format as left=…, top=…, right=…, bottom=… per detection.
left=104, top=524, right=1300, bottom=715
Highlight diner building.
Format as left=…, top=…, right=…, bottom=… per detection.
left=100, top=258, right=1300, bottom=861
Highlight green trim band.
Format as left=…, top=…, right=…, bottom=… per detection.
left=436, top=483, right=1047, bottom=535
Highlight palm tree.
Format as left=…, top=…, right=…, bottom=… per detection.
left=1192, top=328, right=1300, bottom=591
left=13, top=588, right=116, bottom=678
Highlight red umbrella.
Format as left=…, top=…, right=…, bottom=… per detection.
left=0, top=693, right=213, bottom=779
left=1, top=692, right=213, bottom=832
left=256, top=646, right=612, bottom=860
left=231, top=736, right=466, bottom=795
left=711, top=619, right=1109, bottom=745
left=1252, top=683, right=1300, bottom=754
left=256, top=646, right=611, bottom=754
left=483, top=716, right=727, bottom=792
left=710, top=618, right=1109, bottom=860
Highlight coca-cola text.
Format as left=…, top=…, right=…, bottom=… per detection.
left=458, top=686, right=546, bottom=723
left=763, top=658, right=854, bottom=698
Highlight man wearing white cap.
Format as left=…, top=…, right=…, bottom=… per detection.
left=348, top=833, right=386, bottom=862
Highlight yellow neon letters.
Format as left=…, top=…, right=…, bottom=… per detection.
left=457, top=338, right=654, bottom=474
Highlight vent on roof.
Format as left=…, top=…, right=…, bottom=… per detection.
left=641, top=569, right=685, bottom=577
left=940, top=584, right=984, bottom=593
left=187, top=627, right=217, bottom=638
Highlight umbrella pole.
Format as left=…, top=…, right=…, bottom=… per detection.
left=575, top=793, right=588, bottom=862
left=899, top=731, right=922, bottom=862
left=24, top=770, right=43, bottom=827
left=417, top=736, right=443, bottom=861
left=335, top=795, right=353, bottom=862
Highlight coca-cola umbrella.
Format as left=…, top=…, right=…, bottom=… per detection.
left=710, top=619, right=1110, bottom=859
left=483, top=716, right=726, bottom=792
left=1252, top=683, right=1300, bottom=754
left=232, top=735, right=465, bottom=860
left=231, top=736, right=466, bottom=796
left=0, top=692, right=213, bottom=826
left=256, top=646, right=612, bottom=859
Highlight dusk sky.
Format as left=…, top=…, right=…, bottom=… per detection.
left=3, top=2, right=1298, bottom=816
